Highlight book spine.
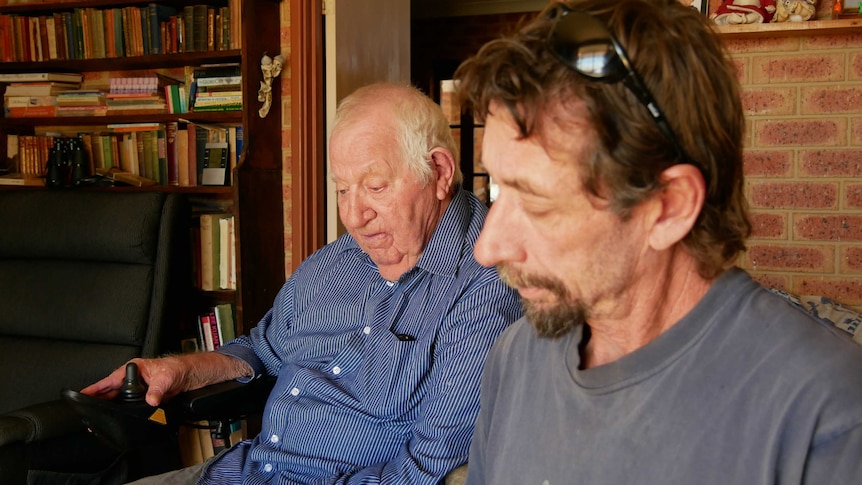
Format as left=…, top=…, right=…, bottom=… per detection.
left=165, top=121, right=179, bottom=186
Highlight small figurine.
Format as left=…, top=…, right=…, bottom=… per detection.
left=258, top=53, right=285, bottom=118
left=711, top=0, right=778, bottom=24
left=772, top=0, right=817, bottom=22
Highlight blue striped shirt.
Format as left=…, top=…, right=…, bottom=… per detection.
left=205, top=188, right=522, bottom=484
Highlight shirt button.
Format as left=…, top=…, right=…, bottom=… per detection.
left=332, top=366, right=341, bottom=375
left=290, top=387, right=300, bottom=396
left=363, top=326, right=371, bottom=335
left=386, top=281, right=395, bottom=287
left=270, top=434, right=279, bottom=444
left=263, top=463, right=273, bottom=473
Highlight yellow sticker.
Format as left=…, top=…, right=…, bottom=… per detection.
left=148, top=408, right=167, bottom=425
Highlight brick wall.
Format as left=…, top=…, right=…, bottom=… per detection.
left=728, top=30, right=862, bottom=308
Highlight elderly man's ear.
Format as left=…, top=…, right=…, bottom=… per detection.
left=429, top=148, right=457, bottom=200
left=647, top=164, right=706, bottom=251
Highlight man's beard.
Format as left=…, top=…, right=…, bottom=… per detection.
left=498, top=264, right=587, bottom=338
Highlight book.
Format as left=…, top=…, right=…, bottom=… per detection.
left=195, top=76, right=241, bottom=88
left=147, top=3, right=177, bottom=55
left=0, top=72, right=83, bottom=83
left=177, top=126, right=190, bottom=186
left=156, top=125, right=168, bottom=185
left=0, top=173, right=45, bottom=186
left=213, top=303, right=235, bottom=344
left=165, top=121, right=179, bottom=186
left=3, top=82, right=79, bottom=96
left=199, top=313, right=215, bottom=351
left=218, top=215, right=234, bottom=289
left=4, top=95, right=58, bottom=108
left=199, top=212, right=231, bottom=291
left=95, top=167, right=156, bottom=187
left=5, top=105, right=57, bottom=117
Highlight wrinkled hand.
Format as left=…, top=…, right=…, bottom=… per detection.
left=81, top=356, right=192, bottom=407
left=81, top=353, right=253, bottom=407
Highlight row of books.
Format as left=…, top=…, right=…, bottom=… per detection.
left=191, top=302, right=236, bottom=352
left=0, top=1, right=241, bottom=62
left=4, top=89, right=171, bottom=118
left=2, top=66, right=238, bottom=117
left=193, top=212, right=236, bottom=292
left=178, top=302, right=241, bottom=465
left=5, top=122, right=242, bottom=187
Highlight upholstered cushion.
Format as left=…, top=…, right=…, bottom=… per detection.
left=768, top=288, right=862, bottom=344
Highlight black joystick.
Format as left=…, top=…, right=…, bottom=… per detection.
left=118, top=362, right=147, bottom=402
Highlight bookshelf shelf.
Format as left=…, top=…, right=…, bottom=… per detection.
left=0, top=50, right=242, bottom=72
left=0, top=111, right=242, bottom=126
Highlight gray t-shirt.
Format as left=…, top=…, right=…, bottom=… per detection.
left=467, top=268, right=862, bottom=484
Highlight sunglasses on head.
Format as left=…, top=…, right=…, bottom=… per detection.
left=546, top=4, right=693, bottom=168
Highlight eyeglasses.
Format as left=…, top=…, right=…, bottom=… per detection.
left=547, top=4, right=692, bottom=167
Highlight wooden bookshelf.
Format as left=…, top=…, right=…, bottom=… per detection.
left=0, top=0, right=285, bottom=337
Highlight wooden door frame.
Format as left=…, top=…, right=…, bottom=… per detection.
left=289, top=0, right=326, bottom=271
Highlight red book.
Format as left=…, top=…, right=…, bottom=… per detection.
left=6, top=106, right=58, bottom=118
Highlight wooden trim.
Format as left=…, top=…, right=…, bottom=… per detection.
left=289, top=0, right=326, bottom=272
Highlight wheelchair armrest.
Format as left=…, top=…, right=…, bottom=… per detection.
left=0, top=400, right=86, bottom=446
left=171, top=376, right=276, bottom=423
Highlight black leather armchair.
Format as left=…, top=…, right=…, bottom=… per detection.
left=0, top=190, right=189, bottom=484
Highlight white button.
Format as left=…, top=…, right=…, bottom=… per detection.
left=270, top=434, right=279, bottom=444
left=363, top=326, right=371, bottom=335
left=332, top=366, right=341, bottom=375
left=290, top=387, right=299, bottom=396
left=263, top=463, right=273, bottom=472
left=386, top=281, right=395, bottom=287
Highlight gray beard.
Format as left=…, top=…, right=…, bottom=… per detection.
left=523, top=296, right=586, bottom=339
left=498, top=264, right=587, bottom=338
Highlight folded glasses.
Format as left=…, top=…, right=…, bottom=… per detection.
left=547, top=4, right=693, bottom=168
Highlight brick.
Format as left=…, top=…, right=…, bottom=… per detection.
left=799, top=149, right=862, bottom=177
left=848, top=184, right=862, bottom=208
left=794, top=214, right=862, bottom=241
left=852, top=53, right=862, bottom=81
left=749, top=182, right=838, bottom=209
left=754, top=118, right=845, bottom=147
left=747, top=272, right=789, bottom=291
left=751, top=53, right=844, bottom=84
left=801, top=86, right=862, bottom=114
left=731, top=58, right=748, bottom=85
left=745, top=244, right=834, bottom=272
left=852, top=117, right=862, bottom=145
left=839, top=246, right=862, bottom=272
left=794, top=277, right=862, bottom=306
left=742, top=87, right=796, bottom=116
left=723, top=37, right=800, bottom=55
left=743, top=118, right=754, bottom=147
left=803, top=32, right=862, bottom=49
left=749, top=212, right=787, bottom=239
left=743, top=150, right=793, bottom=177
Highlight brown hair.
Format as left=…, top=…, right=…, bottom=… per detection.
left=456, top=0, right=750, bottom=279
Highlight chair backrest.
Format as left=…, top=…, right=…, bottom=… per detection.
left=0, top=190, right=189, bottom=414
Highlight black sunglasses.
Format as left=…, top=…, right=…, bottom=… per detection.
left=547, top=4, right=693, bottom=167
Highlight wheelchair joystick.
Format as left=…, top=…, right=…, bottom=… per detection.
left=119, top=362, right=147, bottom=402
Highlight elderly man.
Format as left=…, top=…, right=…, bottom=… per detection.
left=455, top=0, right=862, bottom=483
left=83, top=83, right=521, bottom=484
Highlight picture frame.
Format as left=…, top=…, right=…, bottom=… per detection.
left=680, top=0, right=709, bottom=15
